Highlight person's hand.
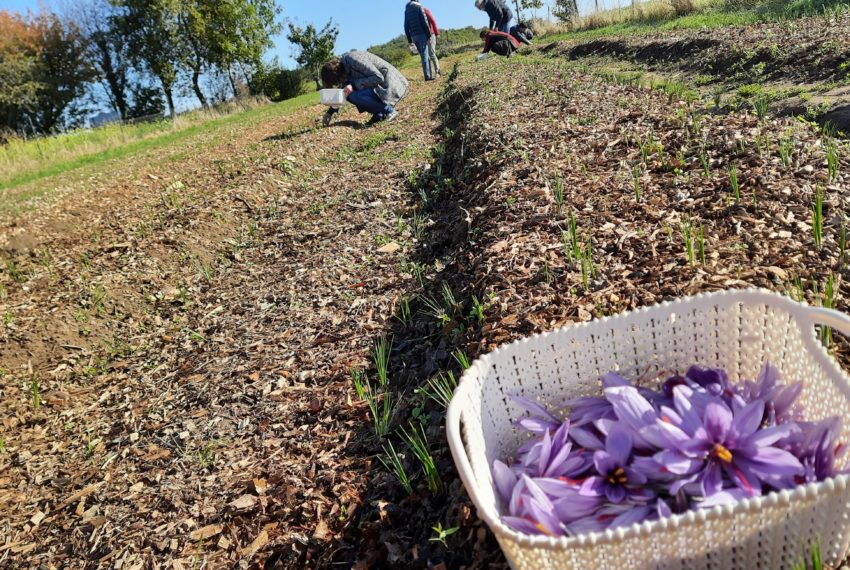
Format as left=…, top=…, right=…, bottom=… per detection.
left=343, top=84, right=354, bottom=98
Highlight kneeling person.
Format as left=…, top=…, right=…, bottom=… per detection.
left=321, top=51, right=410, bottom=126
left=480, top=29, right=520, bottom=57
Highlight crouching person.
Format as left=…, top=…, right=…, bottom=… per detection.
left=480, top=29, right=520, bottom=57
left=320, top=51, right=410, bottom=127
left=510, top=22, right=533, bottom=46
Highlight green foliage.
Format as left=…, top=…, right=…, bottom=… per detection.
left=368, top=27, right=482, bottom=68
left=553, top=0, right=580, bottom=22
left=399, top=422, right=441, bottom=494
left=287, top=20, right=339, bottom=90
left=379, top=441, right=413, bottom=495
left=249, top=61, right=307, bottom=102
left=429, top=522, right=459, bottom=548
left=0, top=11, right=95, bottom=135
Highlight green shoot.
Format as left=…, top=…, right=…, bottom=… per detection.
left=441, top=282, right=458, bottom=316
left=567, top=213, right=580, bottom=260
left=364, top=382, right=393, bottom=437
left=429, top=522, right=459, bottom=548
left=425, top=371, right=458, bottom=409
left=0, top=435, right=5, bottom=453
left=372, top=336, right=392, bottom=387
left=752, top=97, right=769, bottom=120
left=30, top=378, right=41, bottom=410
left=779, top=137, right=793, bottom=167
left=820, top=274, right=836, bottom=348
left=399, top=422, right=441, bottom=493
left=421, top=294, right=451, bottom=326
left=681, top=217, right=696, bottom=266
left=469, top=295, right=486, bottom=324
left=351, top=369, right=366, bottom=399
left=729, top=163, right=740, bottom=204
left=789, top=273, right=805, bottom=302
left=579, top=238, right=595, bottom=291
left=379, top=441, right=414, bottom=495
left=552, top=176, right=565, bottom=215
left=452, top=349, right=470, bottom=370
left=696, top=225, right=706, bottom=264
left=792, top=541, right=823, bottom=570
left=812, top=185, right=824, bottom=250
left=399, top=296, right=412, bottom=325
left=826, top=138, right=840, bottom=182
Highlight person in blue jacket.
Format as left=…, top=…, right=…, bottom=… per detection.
left=404, top=0, right=434, bottom=81
left=475, top=0, right=513, bottom=33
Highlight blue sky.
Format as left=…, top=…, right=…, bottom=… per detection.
left=0, top=0, right=628, bottom=113
left=0, top=0, right=629, bottom=68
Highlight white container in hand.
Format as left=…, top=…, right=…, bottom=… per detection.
left=319, top=89, right=347, bottom=109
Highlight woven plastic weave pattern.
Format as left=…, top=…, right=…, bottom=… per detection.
left=447, top=289, right=850, bottom=569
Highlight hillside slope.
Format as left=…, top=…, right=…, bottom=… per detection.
left=2, top=13, right=850, bottom=568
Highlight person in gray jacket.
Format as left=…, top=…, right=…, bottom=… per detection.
left=404, top=0, right=434, bottom=81
left=475, top=0, right=513, bottom=32
left=320, top=51, right=410, bottom=126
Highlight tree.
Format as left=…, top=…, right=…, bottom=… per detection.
left=31, top=13, right=96, bottom=132
left=0, top=11, right=94, bottom=135
left=74, top=0, right=133, bottom=121
left=552, top=0, right=580, bottom=22
left=184, top=0, right=282, bottom=102
left=0, top=11, right=42, bottom=135
left=115, top=0, right=182, bottom=117
left=512, top=0, right=544, bottom=22
left=287, top=20, right=339, bottom=91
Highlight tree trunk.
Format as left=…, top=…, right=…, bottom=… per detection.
left=228, top=68, right=239, bottom=99
left=192, top=65, right=209, bottom=109
left=161, top=80, right=175, bottom=118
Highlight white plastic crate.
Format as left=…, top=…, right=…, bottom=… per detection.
left=319, top=89, right=347, bottom=109
left=447, top=289, right=850, bottom=569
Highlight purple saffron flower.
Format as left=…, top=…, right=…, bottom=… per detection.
left=494, top=363, right=830, bottom=540
left=518, top=421, right=591, bottom=479
left=580, top=425, right=648, bottom=503
left=503, top=475, right=567, bottom=536
left=493, top=459, right=517, bottom=503
left=676, top=399, right=804, bottom=497
left=739, top=363, right=803, bottom=426
left=509, top=394, right=562, bottom=434
left=604, top=384, right=670, bottom=451
left=785, top=417, right=845, bottom=484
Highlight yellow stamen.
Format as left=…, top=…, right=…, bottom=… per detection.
left=607, top=467, right=628, bottom=485
left=712, top=443, right=733, bottom=463
left=534, top=522, right=555, bottom=536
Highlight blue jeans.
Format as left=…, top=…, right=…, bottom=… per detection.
left=347, top=89, right=393, bottom=119
left=411, top=33, right=433, bottom=80
left=498, top=17, right=512, bottom=33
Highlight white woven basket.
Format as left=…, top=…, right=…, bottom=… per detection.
left=447, top=289, right=850, bottom=569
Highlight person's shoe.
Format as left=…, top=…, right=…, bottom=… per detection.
left=322, top=107, right=338, bottom=127
left=384, top=110, right=399, bottom=122
left=366, top=114, right=384, bottom=126
left=425, top=77, right=436, bottom=82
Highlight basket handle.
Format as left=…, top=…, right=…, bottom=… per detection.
left=446, top=390, right=489, bottom=520
left=800, top=306, right=850, bottom=337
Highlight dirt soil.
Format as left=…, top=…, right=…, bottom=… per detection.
left=3, top=16, right=850, bottom=570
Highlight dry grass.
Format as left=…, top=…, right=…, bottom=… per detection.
left=0, top=96, right=271, bottom=189
left=545, top=0, right=720, bottom=33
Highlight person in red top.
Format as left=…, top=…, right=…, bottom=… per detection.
left=480, top=29, right=520, bottom=57
left=423, top=4, right=441, bottom=77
